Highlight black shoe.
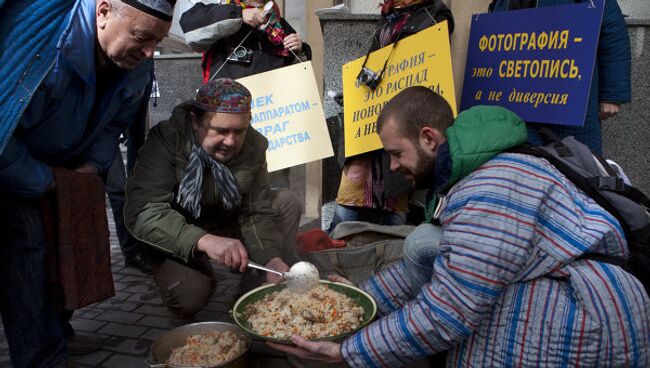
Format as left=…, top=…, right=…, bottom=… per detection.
left=124, top=253, right=153, bottom=274
left=66, top=333, right=105, bottom=356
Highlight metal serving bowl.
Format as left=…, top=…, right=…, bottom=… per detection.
left=231, top=280, right=378, bottom=344
left=148, top=321, right=252, bottom=368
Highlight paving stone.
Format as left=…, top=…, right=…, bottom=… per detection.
left=71, top=350, right=112, bottom=366
left=113, top=282, right=129, bottom=291
left=70, top=318, right=108, bottom=333
left=102, top=354, right=149, bottom=368
left=102, top=336, right=151, bottom=355
left=134, top=304, right=169, bottom=317
left=123, top=284, right=156, bottom=294
left=96, top=310, right=144, bottom=324
left=127, top=293, right=163, bottom=305
left=97, top=323, right=148, bottom=338
left=120, top=275, right=149, bottom=283
left=116, top=267, right=151, bottom=277
left=74, top=308, right=103, bottom=320
left=108, top=291, right=136, bottom=302
left=140, top=328, right=168, bottom=342
left=111, top=254, right=124, bottom=262
left=136, top=316, right=176, bottom=330
left=96, top=299, right=140, bottom=312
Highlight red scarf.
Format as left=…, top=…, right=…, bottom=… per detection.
left=380, top=0, right=430, bottom=15
left=227, top=0, right=289, bottom=57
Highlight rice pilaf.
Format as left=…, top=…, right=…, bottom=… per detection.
left=243, top=284, right=365, bottom=339
left=167, top=330, right=246, bottom=366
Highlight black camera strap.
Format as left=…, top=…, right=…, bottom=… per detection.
left=210, top=27, right=257, bottom=81
left=359, top=40, right=399, bottom=83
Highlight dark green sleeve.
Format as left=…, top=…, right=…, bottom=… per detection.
left=238, top=164, right=284, bottom=264
left=124, top=123, right=207, bottom=262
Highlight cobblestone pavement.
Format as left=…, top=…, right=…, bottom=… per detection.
left=0, top=210, right=319, bottom=367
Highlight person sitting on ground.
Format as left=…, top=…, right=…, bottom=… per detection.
left=124, top=78, right=301, bottom=321
left=269, top=86, right=650, bottom=366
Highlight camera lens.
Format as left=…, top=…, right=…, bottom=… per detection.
left=234, top=46, right=247, bottom=58
left=359, top=73, right=369, bottom=83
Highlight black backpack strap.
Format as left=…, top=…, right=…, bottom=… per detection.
left=510, top=144, right=633, bottom=238
left=586, top=176, right=627, bottom=192
left=623, top=185, right=650, bottom=208
left=537, top=127, right=561, bottom=145
left=536, top=128, right=574, bottom=157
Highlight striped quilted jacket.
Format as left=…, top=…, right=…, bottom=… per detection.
left=340, top=106, right=650, bottom=367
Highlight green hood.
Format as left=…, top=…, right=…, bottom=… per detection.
left=443, top=105, right=528, bottom=191
left=424, top=106, right=527, bottom=223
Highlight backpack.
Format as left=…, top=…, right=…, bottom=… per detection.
left=511, top=128, right=650, bottom=295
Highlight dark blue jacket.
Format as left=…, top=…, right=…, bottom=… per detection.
left=0, top=0, right=153, bottom=197
left=490, top=0, right=631, bottom=153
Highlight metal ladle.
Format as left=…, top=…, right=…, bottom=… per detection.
left=247, top=261, right=320, bottom=293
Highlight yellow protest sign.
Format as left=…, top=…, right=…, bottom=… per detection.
left=342, top=21, right=457, bottom=157
left=238, top=62, right=333, bottom=172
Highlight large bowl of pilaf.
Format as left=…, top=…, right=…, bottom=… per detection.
left=231, top=280, right=377, bottom=344
left=148, top=322, right=251, bottom=367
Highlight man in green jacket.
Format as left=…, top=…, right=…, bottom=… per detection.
left=124, top=79, right=301, bottom=320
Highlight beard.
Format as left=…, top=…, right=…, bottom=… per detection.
left=402, top=144, right=436, bottom=190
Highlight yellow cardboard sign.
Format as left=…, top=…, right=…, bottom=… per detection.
left=238, top=62, right=333, bottom=172
left=342, top=21, right=457, bottom=157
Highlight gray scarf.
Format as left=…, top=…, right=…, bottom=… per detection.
left=177, top=141, right=241, bottom=218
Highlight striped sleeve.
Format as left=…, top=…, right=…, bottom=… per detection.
left=341, top=154, right=649, bottom=367
left=359, top=261, right=414, bottom=317
left=341, top=164, right=536, bottom=366
left=179, top=3, right=243, bottom=52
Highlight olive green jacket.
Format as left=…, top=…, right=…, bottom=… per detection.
left=124, top=102, right=283, bottom=264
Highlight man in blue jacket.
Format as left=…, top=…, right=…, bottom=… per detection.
left=0, top=0, right=173, bottom=366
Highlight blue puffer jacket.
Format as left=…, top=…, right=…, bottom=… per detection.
left=489, top=0, right=631, bottom=154
left=0, top=0, right=153, bottom=197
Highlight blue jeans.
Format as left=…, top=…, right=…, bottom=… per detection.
left=403, top=223, right=443, bottom=296
left=0, top=198, right=68, bottom=367
left=328, top=204, right=407, bottom=233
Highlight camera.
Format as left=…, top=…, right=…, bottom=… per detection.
left=357, top=67, right=382, bottom=90
left=227, top=46, right=253, bottom=65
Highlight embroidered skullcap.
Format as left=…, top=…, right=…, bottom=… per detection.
left=194, top=79, right=252, bottom=113
left=121, top=0, right=176, bottom=22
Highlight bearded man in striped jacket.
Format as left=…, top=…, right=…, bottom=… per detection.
left=271, top=86, right=650, bottom=367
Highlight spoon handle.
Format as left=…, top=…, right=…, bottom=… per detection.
left=247, top=261, right=284, bottom=276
